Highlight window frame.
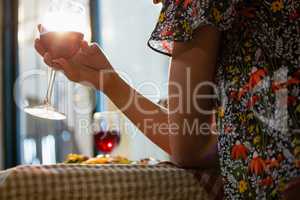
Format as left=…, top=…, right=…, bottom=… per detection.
left=2, top=0, right=21, bottom=169
left=89, top=0, right=106, bottom=156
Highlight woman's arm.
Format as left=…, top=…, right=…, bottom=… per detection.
left=169, top=26, right=220, bottom=168
left=36, top=26, right=220, bottom=167
left=102, top=26, right=220, bottom=167
left=104, top=72, right=171, bottom=153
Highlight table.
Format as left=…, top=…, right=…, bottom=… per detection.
left=0, top=164, right=223, bottom=200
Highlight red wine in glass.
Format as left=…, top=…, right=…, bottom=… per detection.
left=40, top=31, right=84, bottom=59
left=94, top=130, right=121, bottom=153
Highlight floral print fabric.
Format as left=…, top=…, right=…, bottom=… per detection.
left=148, top=0, right=300, bottom=199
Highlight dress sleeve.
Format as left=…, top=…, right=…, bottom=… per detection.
left=148, top=0, right=239, bottom=56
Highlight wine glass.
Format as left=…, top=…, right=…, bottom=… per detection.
left=24, top=1, right=85, bottom=120
left=93, top=112, right=121, bottom=154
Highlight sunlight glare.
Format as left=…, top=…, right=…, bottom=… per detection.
left=42, top=1, right=86, bottom=33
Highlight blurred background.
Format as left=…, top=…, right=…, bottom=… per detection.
left=0, top=0, right=169, bottom=170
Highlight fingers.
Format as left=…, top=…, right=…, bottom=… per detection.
left=53, top=58, right=70, bottom=73
left=43, top=53, right=53, bottom=66
left=52, top=55, right=102, bottom=87
left=76, top=42, right=104, bottom=68
left=89, top=43, right=101, bottom=55
left=81, top=41, right=101, bottom=55
left=35, top=38, right=58, bottom=70
left=80, top=40, right=89, bottom=52
left=37, top=24, right=42, bottom=33
left=53, top=58, right=80, bottom=82
left=34, top=38, right=46, bottom=56
left=72, top=50, right=104, bottom=70
left=35, top=24, right=48, bottom=55
left=37, top=24, right=47, bottom=33
left=43, top=52, right=62, bottom=71
left=44, top=53, right=62, bottom=72
left=72, top=51, right=89, bottom=66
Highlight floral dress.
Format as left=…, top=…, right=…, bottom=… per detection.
left=148, top=0, right=300, bottom=199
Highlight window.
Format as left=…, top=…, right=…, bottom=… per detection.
left=18, top=0, right=93, bottom=164
left=15, top=0, right=169, bottom=165
left=98, top=0, right=169, bottom=160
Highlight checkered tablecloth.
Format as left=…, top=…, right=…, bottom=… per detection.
left=0, top=164, right=223, bottom=200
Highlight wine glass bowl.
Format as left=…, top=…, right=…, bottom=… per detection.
left=40, top=31, right=84, bottom=59
left=93, top=112, right=122, bottom=154
left=94, top=130, right=121, bottom=153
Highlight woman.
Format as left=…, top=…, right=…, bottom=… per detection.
left=35, top=0, right=300, bottom=199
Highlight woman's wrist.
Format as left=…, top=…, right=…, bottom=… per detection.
left=98, top=69, right=120, bottom=95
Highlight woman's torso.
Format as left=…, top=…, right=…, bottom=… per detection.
left=215, top=1, right=300, bottom=199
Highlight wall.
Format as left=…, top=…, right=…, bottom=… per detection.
left=0, top=1, right=4, bottom=169
left=99, top=0, right=169, bottom=160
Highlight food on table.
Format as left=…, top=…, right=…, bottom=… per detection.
left=64, top=154, right=132, bottom=164
left=64, top=154, right=89, bottom=164
left=64, top=154, right=161, bottom=165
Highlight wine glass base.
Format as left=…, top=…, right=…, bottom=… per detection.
left=24, top=105, right=66, bottom=120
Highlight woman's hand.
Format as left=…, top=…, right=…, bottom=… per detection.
left=34, top=28, right=115, bottom=92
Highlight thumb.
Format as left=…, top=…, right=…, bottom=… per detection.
left=82, top=43, right=101, bottom=55
left=53, top=58, right=71, bottom=72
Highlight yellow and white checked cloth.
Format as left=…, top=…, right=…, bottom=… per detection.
left=0, top=164, right=223, bottom=200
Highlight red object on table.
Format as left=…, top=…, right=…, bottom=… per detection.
left=94, top=130, right=120, bottom=153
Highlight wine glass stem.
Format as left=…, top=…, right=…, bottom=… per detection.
left=44, top=69, right=56, bottom=105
